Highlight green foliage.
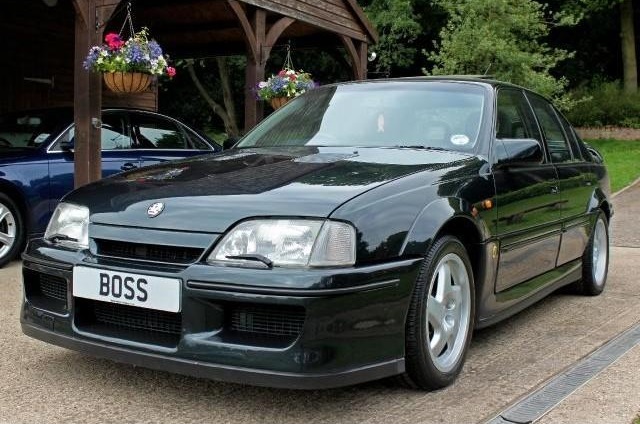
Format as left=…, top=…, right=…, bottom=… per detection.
left=550, top=0, right=622, bottom=25
left=425, top=0, right=573, bottom=101
left=586, top=139, right=640, bottom=192
left=566, top=81, right=640, bottom=127
left=160, top=56, right=246, bottom=131
left=361, top=0, right=423, bottom=75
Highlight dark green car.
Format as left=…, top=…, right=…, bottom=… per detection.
left=21, top=78, right=611, bottom=390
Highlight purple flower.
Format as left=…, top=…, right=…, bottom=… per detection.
left=126, top=42, right=146, bottom=64
left=148, top=40, right=163, bottom=59
left=83, top=46, right=101, bottom=70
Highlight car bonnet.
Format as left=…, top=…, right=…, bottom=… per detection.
left=65, top=146, right=473, bottom=233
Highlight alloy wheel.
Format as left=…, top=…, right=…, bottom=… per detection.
left=426, top=252, right=472, bottom=373
left=0, top=202, right=17, bottom=259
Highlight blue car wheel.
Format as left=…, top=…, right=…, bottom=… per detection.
left=0, top=193, right=23, bottom=267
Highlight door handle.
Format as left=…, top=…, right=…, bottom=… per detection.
left=121, top=162, right=138, bottom=171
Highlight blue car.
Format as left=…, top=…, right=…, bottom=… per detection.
left=0, top=108, right=221, bottom=266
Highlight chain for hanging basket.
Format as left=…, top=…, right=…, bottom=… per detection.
left=118, top=1, right=137, bottom=40
left=282, top=41, right=295, bottom=71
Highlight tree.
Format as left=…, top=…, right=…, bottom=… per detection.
left=425, top=0, right=573, bottom=100
left=620, top=0, right=637, bottom=92
left=360, top=0, right=423, bottom=76
left=185, top=58, right=240, bottom=138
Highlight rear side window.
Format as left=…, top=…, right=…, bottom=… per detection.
left=527, top=94, right=573, bottom=163
left=100, top=114, right=132, bottom=150
left=132, top=114, right=190, bottom=149
left=556, top=112, right=585, bottom=161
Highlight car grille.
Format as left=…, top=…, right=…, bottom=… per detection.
left=95, top=239, right=203, bottom=264
left=75, top=299, right=181, bottom=347
left=23, top=269, right=68, bottom=313
left=39, top=273, right=67, bottom=302
left=228, top=304, right=305, bottom=337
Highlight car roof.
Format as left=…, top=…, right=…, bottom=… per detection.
left=322, top=75, right=527, bottom=91
left=0, top=107, right=181, bottom=120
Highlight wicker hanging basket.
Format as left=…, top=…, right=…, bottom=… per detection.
left=270, top=97, right=290, bottom=109
left=103, top=72, right=152, bottom=94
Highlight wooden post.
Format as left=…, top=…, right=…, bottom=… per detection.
left=72, top=0, right=119, bottom=188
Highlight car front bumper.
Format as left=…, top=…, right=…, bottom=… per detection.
left=21, top=238, right=423, bottom=389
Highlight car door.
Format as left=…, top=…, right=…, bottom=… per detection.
left=47, top=111, right=139, bottom=208
left=492, top=88, right=562, bottom=292
left=129, top=112, right=214, bottom=168
left=526, top=93, right=596, bottom=266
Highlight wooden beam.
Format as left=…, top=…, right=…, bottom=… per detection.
left=227, top=0, right=258, bottom=63
left=263, top=16, right=295, bottom=59
left=244, top=8, right=266, bottom=132
left=340, top=35, right=364, bottom=80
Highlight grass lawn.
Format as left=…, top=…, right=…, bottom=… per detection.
left=586, top=139, right=640, bottom=193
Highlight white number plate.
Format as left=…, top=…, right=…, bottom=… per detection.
left=73, top=266, right=181, bottom=313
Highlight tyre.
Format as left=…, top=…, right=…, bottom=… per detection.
left=0, top=193, right=24, bottom=268
left=574, top=212, right=609, bottom=296
left=398, top=235, right=475, bottom=390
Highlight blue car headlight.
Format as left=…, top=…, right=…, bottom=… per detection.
left=208, top=219, right=356, bottom=268
left=44, top=202, right=89, bottom=249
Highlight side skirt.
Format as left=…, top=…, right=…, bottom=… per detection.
left=476, top=259, right=582, bottom=329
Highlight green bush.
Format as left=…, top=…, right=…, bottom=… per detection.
left=566, top=81, right=640, bottom=127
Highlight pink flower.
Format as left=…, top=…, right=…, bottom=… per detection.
left=166, top=66, right=176, bottom=78
left=104, top=33, right=124, bottom=50
left=278, top=70, right=287, bottom=77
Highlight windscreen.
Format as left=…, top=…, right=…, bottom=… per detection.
left=238, top=81, right=487, bottom=151
left=0, top=110, right=70, bottom=149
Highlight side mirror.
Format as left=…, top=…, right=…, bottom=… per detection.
left=493, top=138, right=543, bottom=167
left=223, top=137, right=238, bottom=150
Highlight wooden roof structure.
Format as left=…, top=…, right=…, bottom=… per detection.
left=71, top=0, right=378, bottom=187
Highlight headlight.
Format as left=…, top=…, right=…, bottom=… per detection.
left=208, top=219, right=356, bottom=268
left=44, top=203, right=89, bottom=249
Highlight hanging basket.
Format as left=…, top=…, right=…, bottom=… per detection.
left=103, top=72, right=152, bottom=93
left=270, top=97, right=290, bottom=109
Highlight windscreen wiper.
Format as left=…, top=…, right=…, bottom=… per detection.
left=391, top=145, right=449, bottom=151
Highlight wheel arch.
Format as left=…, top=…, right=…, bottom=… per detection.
left=433, top=217, right=484, bottom=289
left=0, top=179, right=30, bottom=231
left=599, top=199, right=612, bottom=222
left=400, top=198, right=487, bottom=290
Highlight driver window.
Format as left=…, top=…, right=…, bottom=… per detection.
left=495, top=89, right=540, bottom=140
left=58, top=114, right=132, bottom=150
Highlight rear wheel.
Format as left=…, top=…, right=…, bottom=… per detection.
left=398, top=236, right=475, bottom=390
left=574, top=212, right=609, bottom=296
left=0, top=193, right=24, bottom=268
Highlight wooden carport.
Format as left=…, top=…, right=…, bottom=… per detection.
left=71, top=0, right=378, bottom=187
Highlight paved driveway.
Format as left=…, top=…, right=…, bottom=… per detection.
left=1, top=185, right=638, bottom=424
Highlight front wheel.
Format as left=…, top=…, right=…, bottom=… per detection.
left=398, top=236, right=475, bottom=390
left=0, top=193, right=24, bottom=268
left=575, top=212, right=609, bottom=296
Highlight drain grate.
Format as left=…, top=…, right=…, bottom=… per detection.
left=485, top=323, right=640, bottom=424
